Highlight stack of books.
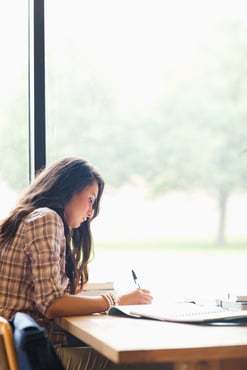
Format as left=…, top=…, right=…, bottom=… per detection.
left=78, top=281, right=117, bottom=296
left=220, top=293, right=247, bottom=311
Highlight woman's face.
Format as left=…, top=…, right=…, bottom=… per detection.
left=64, top=181, right=99, bottom=228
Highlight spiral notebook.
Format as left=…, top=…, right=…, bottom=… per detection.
left=108, top=302, right=247, bottom=324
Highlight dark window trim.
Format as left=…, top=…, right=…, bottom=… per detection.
left=28, top=0, right=46, bottom=182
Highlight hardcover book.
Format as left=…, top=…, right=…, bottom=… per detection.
left=78, top=281, right=117, bottom=296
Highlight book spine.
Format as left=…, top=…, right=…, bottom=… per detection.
left=221, top=300, right=247, bottom=311
left=229, top=294, right=247, bottom=302
left=79, top=289, right=118, bottom=297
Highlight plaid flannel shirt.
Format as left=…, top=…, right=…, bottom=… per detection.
left=0, top=207, right=69, bottom=344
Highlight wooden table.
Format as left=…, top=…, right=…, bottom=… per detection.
left=55, top=313, right=247, bottom=370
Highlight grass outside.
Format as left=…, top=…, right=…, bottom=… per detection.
left=96, top=239, right=247, bottom=251
left=90, top=240, right=247, bottom=301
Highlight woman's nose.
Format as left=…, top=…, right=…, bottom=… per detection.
left=87, top=206, right=94, bottom=219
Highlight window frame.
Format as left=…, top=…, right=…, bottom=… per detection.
left=29, top=0, right=46, bottom=181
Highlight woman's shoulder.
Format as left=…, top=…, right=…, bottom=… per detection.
left=25, top=207, right=63, bottom=226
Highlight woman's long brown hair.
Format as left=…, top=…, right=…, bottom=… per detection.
left=0, top=157, right=104, bottom=294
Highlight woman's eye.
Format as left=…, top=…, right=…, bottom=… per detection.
left=88, top=197, right=94, bottom=205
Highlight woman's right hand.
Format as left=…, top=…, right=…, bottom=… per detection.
left=118, top=289, right=153, bottom=306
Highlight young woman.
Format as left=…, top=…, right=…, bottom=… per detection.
left=0, top=157, right=158, bottom=369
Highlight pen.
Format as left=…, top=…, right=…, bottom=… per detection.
left=131, top=269, right=140, bottom=288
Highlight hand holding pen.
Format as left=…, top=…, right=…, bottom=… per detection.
left=115, top=269, right=153, bottom=305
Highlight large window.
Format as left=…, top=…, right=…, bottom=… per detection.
left=2, top=0, right=247, bottom=300
left=45, top=1, right=247, bottom=298
left=0, top=1, right=29, bottom=217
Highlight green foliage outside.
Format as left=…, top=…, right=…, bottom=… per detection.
left=0, top=16, right=247, bottom=246
left=46, top=19, right=247, bottom=246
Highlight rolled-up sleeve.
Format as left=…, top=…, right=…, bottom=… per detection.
left=24, top=209, right=69, bottom=315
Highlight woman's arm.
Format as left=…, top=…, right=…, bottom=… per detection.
left=45, top=288, right=153, bottom=319
left=45, top=294, right=109, bottom=318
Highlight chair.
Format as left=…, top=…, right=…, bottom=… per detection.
left=0, top=316, right=19, bottom=370
left=11, top=312, right=65, bottom=370
left=0, top=313, right=64, bottom=370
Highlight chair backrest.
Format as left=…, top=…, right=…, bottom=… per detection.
left=11, top=312, right=65, bottom=370
left=0, top=316, right=19, bottom=370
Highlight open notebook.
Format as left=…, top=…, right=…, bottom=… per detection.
left=108, top=302, right=247, bottom=324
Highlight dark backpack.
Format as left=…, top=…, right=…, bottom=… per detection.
left=9, top=312, right=65, bottom=370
